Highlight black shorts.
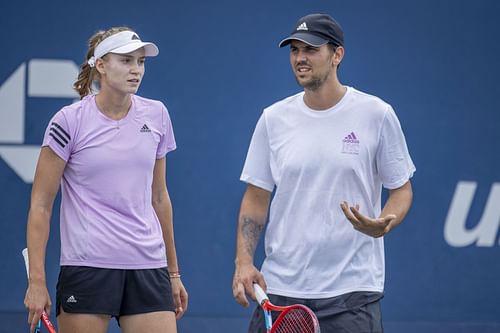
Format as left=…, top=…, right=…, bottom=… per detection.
left=248, top=291, right=384, bottom=333
left=56, top=266, right=175, bottom=318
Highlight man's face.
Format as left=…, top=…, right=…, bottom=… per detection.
left=289, top=40, right=336, bottom=91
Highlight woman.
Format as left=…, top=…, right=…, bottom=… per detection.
left=24, top=27, right=188, bottom=333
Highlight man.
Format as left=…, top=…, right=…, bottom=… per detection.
left=232, top=13, right=415, bottom=332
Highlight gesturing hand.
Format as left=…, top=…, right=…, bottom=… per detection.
left=340, top=201, right=397, bottom=238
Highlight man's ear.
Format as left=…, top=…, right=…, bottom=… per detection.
left=333, top=46, right=344, bottom=67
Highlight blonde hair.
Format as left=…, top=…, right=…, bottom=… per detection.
left=73, top=26, right=131, bottom=99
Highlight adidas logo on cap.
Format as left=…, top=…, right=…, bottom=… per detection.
left=296, top=22, right=308, bottom=31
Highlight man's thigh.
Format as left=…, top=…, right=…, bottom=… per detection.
left=318, top=299, right=383, bottom=333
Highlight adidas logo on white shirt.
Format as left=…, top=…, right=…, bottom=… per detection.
left=342, top=131, right=360, bottom=155
left=297, top=22, right=308, bottom=31
left=66, top=295, right=77, bottom=303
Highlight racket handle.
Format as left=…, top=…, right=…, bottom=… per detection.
left=22, top=248, right=30, bottom=277
left=22, top=248, right=58, bottom=333
left=253, top=283, right=269, bottom=305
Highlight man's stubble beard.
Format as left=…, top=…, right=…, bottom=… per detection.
left=295, top=67, right=332, bottom=91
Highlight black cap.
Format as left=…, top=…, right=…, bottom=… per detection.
left=279, top=14, right=344, bottom=48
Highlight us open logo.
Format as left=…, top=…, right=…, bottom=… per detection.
left=444, top=181, right=500, bottom=247
left=0, top=59, right=79, bottom=183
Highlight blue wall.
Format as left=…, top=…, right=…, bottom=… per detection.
left=1, top=0, right=499, bottom=332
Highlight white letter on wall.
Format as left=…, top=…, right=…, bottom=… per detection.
left=444, top=181, right=500, bottom=247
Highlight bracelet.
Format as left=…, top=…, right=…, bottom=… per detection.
left=169, top=271, right=181, bottom=278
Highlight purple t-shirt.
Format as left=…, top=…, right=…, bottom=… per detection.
left=43, top=94, right=176, bottom=269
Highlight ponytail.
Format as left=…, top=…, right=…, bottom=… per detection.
left=73, top=26, right=131, bottom=99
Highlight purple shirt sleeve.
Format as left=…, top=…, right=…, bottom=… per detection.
left=157, top=103, right=176, bottom=159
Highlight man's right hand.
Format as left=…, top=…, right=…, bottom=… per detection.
left=232, top=262, right=266, bottom=308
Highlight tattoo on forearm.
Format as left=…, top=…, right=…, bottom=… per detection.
left=241, top=216, right=264, bottom=256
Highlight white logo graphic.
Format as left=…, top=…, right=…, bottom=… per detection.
left=444, top=181, right=500, bottom=247
left=66, top=295, right=77, bottom=303
left=0, top=59, right=79, bottom=183
left=297, top=22, right=308, bottom=31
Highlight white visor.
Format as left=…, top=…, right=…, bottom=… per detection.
left=88, top=30, right=159, bottom=67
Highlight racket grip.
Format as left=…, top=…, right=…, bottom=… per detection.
left=253, top=283, right=268, bottom=305
left=22, top=248, right=58, bottom=333
left=22, top=248, right=30, bottom=277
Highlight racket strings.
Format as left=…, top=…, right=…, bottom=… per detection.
left=273, top=307, right=318, bottom=333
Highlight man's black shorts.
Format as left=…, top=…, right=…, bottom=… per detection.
left=248, top=291, right=384, bottom=333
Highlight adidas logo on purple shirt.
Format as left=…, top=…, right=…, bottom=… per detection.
left=140, top=124, right=151, bottom=132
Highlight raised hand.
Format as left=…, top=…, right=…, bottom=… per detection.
left=340, top=201, right=397, bottom=238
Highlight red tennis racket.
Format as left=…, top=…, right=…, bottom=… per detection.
left=22, top=248, right=58, bottom=333
left=253, top=284, right=320, bottom=333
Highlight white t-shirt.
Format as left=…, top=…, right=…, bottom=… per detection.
left=241, top=87, right=415, bottom=298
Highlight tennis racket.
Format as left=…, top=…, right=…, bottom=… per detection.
left=22, top=248, right=58, bottom=333
left=253, top=283, right=320, bottom=333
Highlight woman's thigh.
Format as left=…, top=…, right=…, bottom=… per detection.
left=120, top=311, right=177, bottom=333
left=57, top=308, right=111, bottom=333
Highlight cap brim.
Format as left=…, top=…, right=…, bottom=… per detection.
left=279, top=32, right=329, bottom=48
left=110, top=42, right=159, bottom=57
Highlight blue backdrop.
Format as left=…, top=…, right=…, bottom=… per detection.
left=1, top=0, right=499, bottom=332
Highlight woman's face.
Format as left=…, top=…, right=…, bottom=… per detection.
left=98, top=47, right=146, bottom=95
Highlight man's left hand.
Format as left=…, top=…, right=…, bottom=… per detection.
left=340, top=201, right=397, bottom=238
